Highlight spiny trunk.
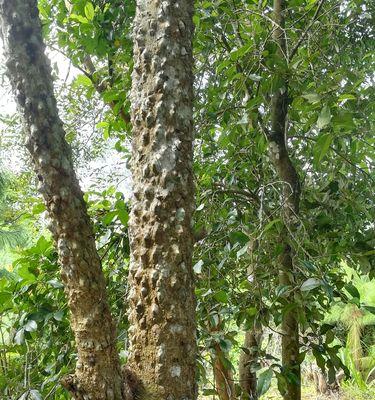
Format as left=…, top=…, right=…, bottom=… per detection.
left=239, top=329, right=262, bottom=400
left=127, top=0, right=196, bottom=399
left=267, top=1, right=301, bottom=399
left=0, top=1, right=124, bottom=399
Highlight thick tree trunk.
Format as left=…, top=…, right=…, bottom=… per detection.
left=267, top=1, right=301, bottom=399
left=127, top=0, right=196, bottom=399
left=0, top=2, right=124, bottom=399
left=239, top=329, right=262, bottom=400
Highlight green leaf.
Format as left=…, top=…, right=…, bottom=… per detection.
left=345, top=283, right=360, bottom=300
left=257, top=368, right=273, bottom=396
left=236, top=243, right=248, bottom=259
left=300, top=278, right=322, bottom=292
left=69, top=13, right=89, bottom=24
left=24, top=320, right=37, bottom=332
left=32, top=203, right=46, bottom=215
left=314, top=133, right=332, bottom=163
left=14, top=328, right=25, bottom=345
left=29, top=390, right=43, bottom=400
left=84, top=2, right=95, bottom=21
left=214, top=290, right=228, bottom=303
left=73, top=74, right=93, bottom=88
left=302, top=93, right=321, bottom=104
left=249, top=74, right=262, bottom=82
left=116, top=200, right=129, bottom=226
left=193, top=260, right=204, bottom=274
left=54, top=310, right=64, bottom=321
left=317, top=105, right=331, bottom=129
left=202, top=388, right=218, bottom=396
left=102, top=211, right=117, bottom=225
left=263, top=218, right=282, bottom=233
left=338, top=93, right=356, bottom=102
left=363, top=305, right=375, bottom=314
left=16, top=264, right=36, bottom=283
left=48, top=279, right=64, bottom=289
left=196, top=203, right=205, bottom=211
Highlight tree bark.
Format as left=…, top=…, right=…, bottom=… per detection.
left=212, top=343, right=236, bottom=400
left=127, top=0, right=197, bottom=399
left=239, top=329, right=262, bottom=400
left=0, top=1, right=124, bottom=399
left=267, top=1, right=301, bottom=399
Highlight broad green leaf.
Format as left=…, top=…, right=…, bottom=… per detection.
left=345, top=283, right=360, bottom=300
left=73, top=74, right=93, bottom=88
left=54, top=310, right=64, bottom=321
left=193, top=260, right=204, bottom=274
left=317, top=105, right=331, bottom=129
left=84, top=2, right=95, bottom=21
left=14, top=328, right=25, bottom=345
left=302, top=93, right=321, bottom=104
left=257, top=368, right=273, bottom=396
left=300, top=278, right=322, bottom=291
left=214, top=290, right=228, bottom=303
left=102, top=211, right=117, bottom=225
left=16, top=264, right=36, bottom=283
left=314, top=133, right=332, bottom=163
left=69, top=13, right=89, bottom=24
left=236, top=243, right=248, bottom=259
left=24, top=320, right=37, bottom=332
left=32, top=203, right=46, bottom=215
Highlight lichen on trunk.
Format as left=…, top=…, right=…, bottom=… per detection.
left=0, top=1, right=124, bottom=399
left=127, top=0, right=197, bottom=399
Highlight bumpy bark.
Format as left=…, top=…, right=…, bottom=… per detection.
left=267, top=1, right=301, bottom=399
left=0, top=1, right=124, bottom=399
left=127, top=0, right=196, bottom=399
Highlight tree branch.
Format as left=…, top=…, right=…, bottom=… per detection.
left=289, top=0, right=326, bottom=61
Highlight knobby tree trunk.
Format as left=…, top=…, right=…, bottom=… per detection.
left=0, top=1, right=125, bottom=399
left=127, top=0, right=197, bottom=399
left=267, top=1, right=301, bottom=399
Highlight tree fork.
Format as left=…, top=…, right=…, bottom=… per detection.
left=0, top=1, right=125, bottom=398
left=127, top=0, right=197, bottom=398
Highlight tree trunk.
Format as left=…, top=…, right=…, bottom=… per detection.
left=212, top=343, right=236, bottom=400
left=0, top=1, right=124, bottom=399
left=239, top=329, right=262, bottom=400
left=127, top=0, right=197, bottom=399
left=267, top=1, right=301, bottom=399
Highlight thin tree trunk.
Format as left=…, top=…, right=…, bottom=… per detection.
left=267, top=1, right=301, bottom=399
left=0, top=2, right=124, bottom=399
left=239, top=329, right=262, bottom=400
left=209, top=320, right=235, bottom=400
left=127, top=0, right=196, bottom=399
left=212, top=343, right=236, bottom=400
